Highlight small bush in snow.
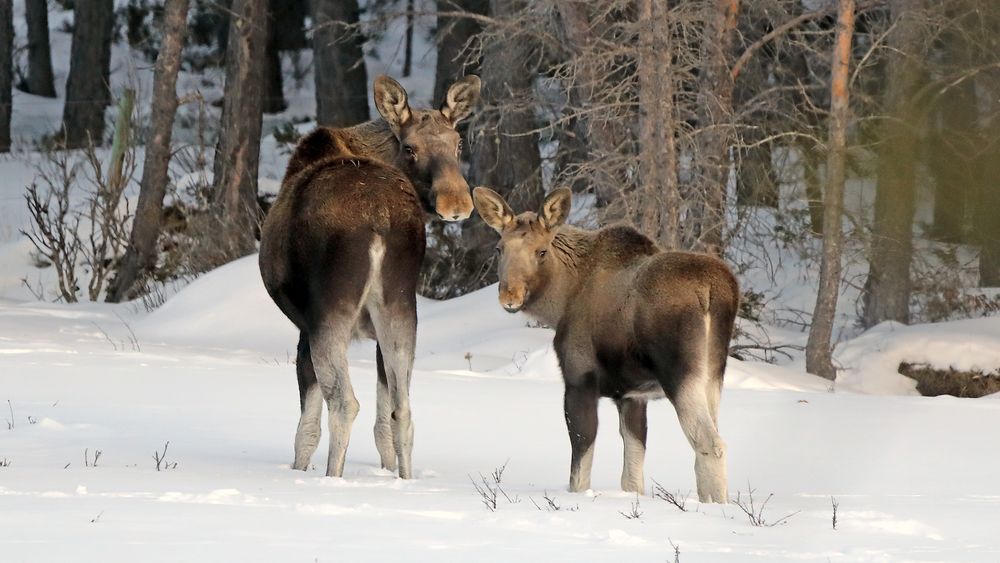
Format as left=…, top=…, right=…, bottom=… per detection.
left=731, top=484, right=799, bottom=527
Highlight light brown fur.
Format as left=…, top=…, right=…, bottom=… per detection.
left=474, top=187, right=739, bottom=502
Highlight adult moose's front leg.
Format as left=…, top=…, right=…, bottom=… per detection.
left=310, top=323, right=360, bottom=478
left=564, top=381, right=599, bottom=492
left=616, top=398, right=648, bottom=494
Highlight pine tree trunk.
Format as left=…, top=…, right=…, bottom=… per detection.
left=806, top=0, right=855, bottom=380
left=61, top=0, right=114, bottom=149
left=263, top=1, right=287, bottom=114
left=0, top=0, right=11, bottom=153
left=312, top=0, right=368, bottom=127
left=24, top=0, right=56, bottom=98
left=403, top=0, right=414, bottom=77
left=735, top=138, right=778, bottom=208
left=470, top=0, right=543, bottom=211
left=213, top=0, right=267, bottom=257
left=433, top=0, right=486, bottom=104
left=976, top=147, right=1000, bottom=286
left=636, top=0, right=680, bottom=248
left=693, top=0, right=740, bottom=256
left=107, top=0, right=190, bottom=302
left=557, top=0, right=632, bottom=207
left=861, top=0, right=924, bottom=328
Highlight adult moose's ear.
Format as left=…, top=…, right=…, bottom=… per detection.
left=540, top=188, right=572, bottom=230
left=374, top=75, right=412, bottom=136
left=440, top=75, right=481, bottom=126
left=473, top=187, right=514, bottom=233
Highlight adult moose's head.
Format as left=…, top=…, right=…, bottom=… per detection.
left=374, top=75, right=481, bottom=222
left=473, top=187, right=573, bottom=313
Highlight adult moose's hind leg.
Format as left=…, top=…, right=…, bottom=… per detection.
left=293, top=331, right=323, bottom=470
left=374, top=344, right=397, bottom=472
left=565, top=381, right=599, bottom=492
left=310, top=319, right=361, bottom=478
left=369, top=295, right=418, bottom=479
left=616, top=398, right=648, bottom=494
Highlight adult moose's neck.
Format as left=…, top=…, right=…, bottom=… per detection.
left=342, top=120, right=399, bottom=164
left=524, top=225, right=597, bottom=328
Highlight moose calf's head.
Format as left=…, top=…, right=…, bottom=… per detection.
left=374, top=75, right=481, bottom=222
left=473, top=187, right=572, bottom=313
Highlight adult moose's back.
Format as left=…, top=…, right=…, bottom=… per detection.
left=259, top=75, right=480, bottom=478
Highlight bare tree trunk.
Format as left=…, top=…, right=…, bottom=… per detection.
left=735, top=137, right=778, bottom=208
left=0, top=0, right=11, bottom=153
left=636, top=0, right=680, bottom=248
left=802, top=139, right=824, bottom=236
left=433, top=0, right=487, bottom=103
left=806, top=0, right=855, bottom=380
left=976, top=141, right=1000, bottom=286
left=403, top=0, right=414, bottom=77
left=556, top=0, right=630, bottom=206
left=862, top=0, right=925, bottom=328
left=107, top=0, right=190, bottom=303
left=263, top=0, right=287, bottom=114
left=312, top=0, right=369, bottom=126
left=62, top=0, right=114, bottom=149
left=24, top=0, right=56, bottom=98
left=693, top=0, right=740, bottom=256
left=213, top=0, right=267, bottom=257
left=470, top=0, right=543, bottom=210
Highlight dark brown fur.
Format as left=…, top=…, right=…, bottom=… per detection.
left=258, top=75, right=480, bottom=478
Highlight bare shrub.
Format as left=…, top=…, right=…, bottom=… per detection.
left=21, top=137, right=136, bottom=302
left=731, top=484, right=799, bottom=527
left=470, top=461, right=518, bottom=511
left=153, top=441, right=178, bottom=471
left=652, top=480, right=690, bottom=512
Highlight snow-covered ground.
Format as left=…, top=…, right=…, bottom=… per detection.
left=3, top=258, right=1000, bottom=562
left=3, top=1, right=1000, bottom=561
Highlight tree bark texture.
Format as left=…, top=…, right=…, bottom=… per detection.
left=861, top=0, right=925, bottom=328
left=25, top=0, right=56, bottom=98
left=62, top=0, right=114, bottom=149
left=213, top=0, right=267, bottom=257
left=433, top=0, right=487, bottom=104
left=693, top=0, right=740, bottom=256
left=470, top=0, right=543, bottom=211
left=806, top=0, right=855, bottom=380
left=312, top=0, right=369, bottom=126
left=264, top=1, right=287, bottom=114
left=107, top=0, right=190, bottom=303
left=635, top=0, right=680, bottom=248
left=0, top=0, right=11, bottom=152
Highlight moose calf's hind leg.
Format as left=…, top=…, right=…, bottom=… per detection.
left=617, top=398, right=648, bottom=494
left=374, top=345, right=397, bottom=472
left=675, top=386, right=728, bottom=503
left=310, top=327, right=360, bottom=478
left=293, top=333, right=323, bottom=470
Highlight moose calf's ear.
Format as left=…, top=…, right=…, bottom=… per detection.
left=473, top=186, right=514, bottom=233
left=374, top=75, right=412, bottom=135
left=540, top=188, right=572, bottom=230
left=441, top=75, right=482, bottom=126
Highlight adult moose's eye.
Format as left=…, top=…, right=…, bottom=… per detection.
left=537, top=249, right=547, bottom=259
left=403, top=145, right=417, bottom=161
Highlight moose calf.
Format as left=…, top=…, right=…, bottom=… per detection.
left=473, top=187, right=738, bottom=503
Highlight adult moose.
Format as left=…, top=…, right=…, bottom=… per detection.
left=473, top=187, right=738, bottom=503
left=260, top=75, right=481, bottom=478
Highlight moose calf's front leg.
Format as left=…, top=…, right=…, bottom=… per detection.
left=564, top=383, right=599, bottom=492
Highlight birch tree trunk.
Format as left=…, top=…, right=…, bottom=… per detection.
left=806, top=0, right=855, bottom=380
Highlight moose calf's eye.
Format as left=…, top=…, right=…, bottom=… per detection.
left=537, top=249, right=547, bottom=259
left=404, top=145, right=417, bottom=160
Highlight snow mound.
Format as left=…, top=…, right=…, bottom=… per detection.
left=835, top=317, right=1000, bottom=394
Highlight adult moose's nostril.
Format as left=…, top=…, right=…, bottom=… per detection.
left=452, top=214, right=461, bottom=220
